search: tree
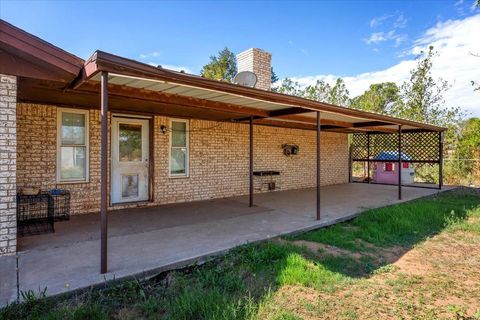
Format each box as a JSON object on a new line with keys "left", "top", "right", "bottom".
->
{"left": 271, "top": 67, "right": 279, "bottom": 84}
{"left": 274, "top": 78, "right": 302, "bottom": 96}
{"left": 200, "top": 47, "right": 237, "bottom": 82}
{"left": 327, "top": 78, "right": 350, "bottom": 106}
{"left": 274, "top": 77, "right": 350, "bottom": 105}
{"left": 471, "top": 80, "right": 480, "bottom": 92}
{"left": 351, "top": 82, "right": 401, "bottom": 114}
{"left": 394, "top": 46, "right": 463, "bottom": 130}
{"left": 456, "top": 118, "right": 480, "bottom": 184}
{"left": 458, "top": 118, "right": 480, "bottom": 160}
{"left": 301, "top": 80, "right": 331, "bottom": 102}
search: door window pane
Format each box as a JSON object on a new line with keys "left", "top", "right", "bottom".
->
{"left": 62, "top": 112, "right": 85, "bottom": 145}
{"left": 171, "top": 121, "right": 186, "bottom": 147}
{"left": 122, "top": 174, "right": 139, "bottom": 198}
{"left": 119, "top": 123, "right": 142, "bottom": 162}
{"left": 171, "top": 148, "right": 186, "bottom": 174}
{"left": 60, "top": 146, "right": 86, "bottom": 180}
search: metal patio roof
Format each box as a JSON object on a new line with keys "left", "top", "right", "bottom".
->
{"left": 75, "top": 50, "right": 446, "bottom": 133}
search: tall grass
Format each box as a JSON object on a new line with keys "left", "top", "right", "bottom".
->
{"left": 296, "top": 191, "right": 480, "bottom": 251}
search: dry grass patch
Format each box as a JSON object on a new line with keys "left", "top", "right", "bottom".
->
{"left": 269, "top": 215, "right": 480, "bottom": 319}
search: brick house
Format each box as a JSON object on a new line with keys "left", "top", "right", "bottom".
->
{"left": 0, "top": 20, "right": 445, "bottom": 273}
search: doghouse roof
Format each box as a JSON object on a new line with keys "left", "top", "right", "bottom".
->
{"left": 373, "top": 151, "right": 412, "bottom": 161}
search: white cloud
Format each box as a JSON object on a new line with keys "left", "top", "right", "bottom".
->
{"left": 365, "top": 32, "right": 387, "bottom": 44}
{"left": 365, "top": 12, "right": 408, "bottom": 47}
{"left": 454, "top": 0, "right": 479, "bottom": 16}
{"left": 370, "top": 14, "right": 393, "bottom": 28}
{"left": 300, "top": 48, "right": 309, "bottom": 56}
{"left": 364, "top": 30, "right": 407, "bottom": 47}
{"left": 470, "top": 0, "right": 478, "bottom": 12}
{"left": 290, "top": 14, "right": 480, "bottom": 117}
{"left": 139, "top": 52, "right": 161, "bottom": 59}
{"left": 393, "top": 13, "right": 407, "bottom": 29}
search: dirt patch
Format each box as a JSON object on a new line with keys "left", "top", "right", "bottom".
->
{"left": 280, "top": 238, "right": 408, "bottom": 265}
{"left": 391, "top": 249, "right": 433, "bottom": 275}
{"left": 274, "top": 217, "right": 480, "bottom": 319}
{"left": 277, "top": 238, "right": 364, "bottom": 259}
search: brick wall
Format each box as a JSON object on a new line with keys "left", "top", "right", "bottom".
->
{"left": 236, "top": 48, "right": 272, "bottom": 91}
{"left": 16, "top": 105, "right": 103, "bottom": 214}
{"left": 16, "top": 103, "right": 349, "bottom": 215}
{"left": 0, "top": 75, "right": 17, "bottom": 256}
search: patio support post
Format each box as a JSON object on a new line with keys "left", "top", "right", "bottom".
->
{"left": 316, "top": 111, "right": 321, "bottom": 220}
{"left": 348, "top": 145, "right": 352, "bottom": 183}
{"left": 249, "top": 116, "right": 253, "bottom": 207}
{"left": 100, "top": 71, "right": 109, "bottom": 274}
{"left": 438, "top": 131, "right": 443, "bottom": 190}
{"left": 398, "top": 125, "right": 402, "bottom": 200}
{"left": 367, "top": 133, "right": 370, "bottom": 183}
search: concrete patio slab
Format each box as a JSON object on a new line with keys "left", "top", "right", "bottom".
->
{"left": 0, "top": 183, "right": 449, "bottom": 307}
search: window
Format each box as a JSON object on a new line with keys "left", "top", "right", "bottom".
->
{"left": 384, "top": 163, "right": 394, "bottom": 172}
{"left": 57, "top": 109, "right": 89, "bottom": 182}
{"left": 169, "top": 119, "right": 189, "bottom": 177}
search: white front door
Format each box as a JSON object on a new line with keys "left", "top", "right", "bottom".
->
{"left": 111, "top": 117, "right": 149, "bottom": 204}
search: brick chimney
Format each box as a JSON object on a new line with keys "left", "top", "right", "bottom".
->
{"left": 236, "top": 48, "right": 272, "bottom": 91}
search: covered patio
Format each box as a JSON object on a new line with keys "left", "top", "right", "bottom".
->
{"left": 0, "top": 183, "right": 447, "bottom": 305}
{"left": 0, "top": 21, "right": 450, "bottom": 307}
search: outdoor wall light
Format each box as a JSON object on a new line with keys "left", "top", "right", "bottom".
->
{"left": 160, "top": 125, "right": 167, "bottom": 134}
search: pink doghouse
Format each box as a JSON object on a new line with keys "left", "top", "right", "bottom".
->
{"left": 372, "top": 151, "right": 415, "bottom": 184}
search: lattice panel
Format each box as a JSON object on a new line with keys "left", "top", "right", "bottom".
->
{"left": 401, "top": 132, "right": 440, "bottom": 162}
{"left": 350, "top": 133, "right": 368, "bottom": 160}
{"left": 370, "top": 134, "right": 398, "bottom": 160}
{"left": 351, "top": 131, "right": 440, "bottom": 163}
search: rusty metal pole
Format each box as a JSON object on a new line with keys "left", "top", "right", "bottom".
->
{"left": 316, "top": 111, "right": 321, "bottom": 220}
{"left": 100, "top": 71, "right": 108, "bottom": 274}
{"left": 367, "top": 133, "right": 370, "bottom": 183}
{"left": 249, "top": 116, "right": 253, "bottom": 207}
{"left": 348, "top": 145, "right": 352, "bottom": 183}
{"left": 398, "top": 125, "right": 402, "bottom": 200}
{"left": 438, "top": 131, "right": 443, "bottom": 190}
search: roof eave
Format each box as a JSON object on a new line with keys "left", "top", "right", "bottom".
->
{"left": 0, "top": 19, "right": 84, "bottom": 83}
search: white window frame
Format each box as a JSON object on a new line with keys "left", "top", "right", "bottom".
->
{"left": 168, "top": 118, "right": 189, "bottom": 178}
{"left": 56, "top": 108, "right": 89, "bottom": 183}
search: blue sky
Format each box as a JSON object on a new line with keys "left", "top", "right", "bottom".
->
{"left": 1, "top": 0, "right": 479, "bottom": 115}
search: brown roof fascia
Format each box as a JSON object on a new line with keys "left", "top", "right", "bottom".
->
{"left": 81, "top": 50, "right": 447, "bottom": 132}
{"left": 0, "top": 19, "right": 84, "bottom": 82}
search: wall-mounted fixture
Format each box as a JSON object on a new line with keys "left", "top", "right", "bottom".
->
{"left": 282, "top": 144, "right": 299, "bottom": 156}
{"left": 160, "top": 125, "right": 167, "bottom": 134}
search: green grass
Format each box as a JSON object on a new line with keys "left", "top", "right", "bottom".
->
{"left": 295, "top": 190, "right": 480, "bottom": 252}
{"left": 1, "top": 189, "right": 479, "bottom": 320}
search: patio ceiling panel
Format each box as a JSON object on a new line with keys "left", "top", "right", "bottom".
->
{"left": 74, "top": 50, "right": 446, "bottom": 133}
